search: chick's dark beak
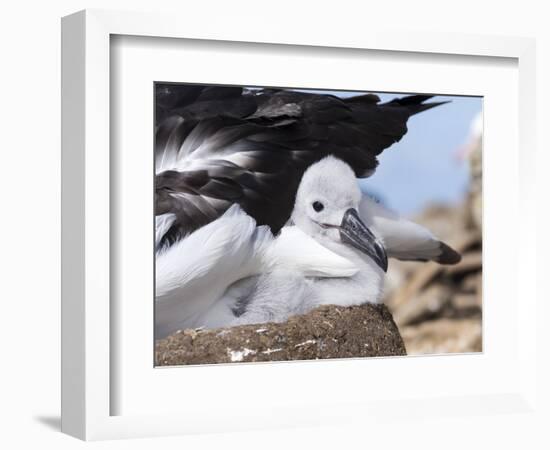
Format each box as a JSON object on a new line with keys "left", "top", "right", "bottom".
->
{"left": 339, "top": 208, "right": 388, "bottom": 272}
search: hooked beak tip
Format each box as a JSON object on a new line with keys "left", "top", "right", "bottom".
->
{"left": 339, "top": 208, "right": 388, "bottom": 273}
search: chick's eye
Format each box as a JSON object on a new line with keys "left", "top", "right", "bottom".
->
{"left": 312, "top": 201, "right": 324, "bottom": 212}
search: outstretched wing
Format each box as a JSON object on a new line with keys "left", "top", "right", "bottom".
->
{"left": 155, "top": 85, "right": 446, "bottom": 245}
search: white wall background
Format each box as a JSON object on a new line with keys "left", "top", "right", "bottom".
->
{"left": 0, "top": 1, "right": 547, "bottom": 449}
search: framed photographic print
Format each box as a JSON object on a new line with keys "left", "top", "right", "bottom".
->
{"left": 61, "top": 9, "right": 538, "bottom": 441}
{"left": 152, "top": 82, "right": 481, "bottom": 366}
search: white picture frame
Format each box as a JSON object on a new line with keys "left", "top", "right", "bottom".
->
{"left": 61, "top": 9, "right": 538, "bottom": 441}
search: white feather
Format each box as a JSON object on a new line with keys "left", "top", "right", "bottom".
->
{"left": 155, "top": 117, "right": 184, "bottom": 174}
{"left": 155, "top": 204, "right": 358, "bottom": 338}
{"left": 266, "top": 226, "right": 358, "bottom": 278}
{"left": 155, "top": 213, "right": 176, "bottom": 250}
{"left": 155, "top": 205, "right": 268, "bottom": 337}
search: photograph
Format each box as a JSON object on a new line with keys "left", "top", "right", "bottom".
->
{"left": 153, "top": 83, "right": 483, "bottom": 366}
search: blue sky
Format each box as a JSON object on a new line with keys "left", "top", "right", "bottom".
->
{"left": 361, "top": 93, "right": 482, "bottom": 216}
{"left": 298, "top": 89, "right": 483, "bottom": 216}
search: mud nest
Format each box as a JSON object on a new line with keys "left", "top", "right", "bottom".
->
{"left": 155, "top": 303, "right": 406, "bottom": 366}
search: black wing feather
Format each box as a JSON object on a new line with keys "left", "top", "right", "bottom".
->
{"left": 155, "top": 85, "right": 445, "bottom": 245}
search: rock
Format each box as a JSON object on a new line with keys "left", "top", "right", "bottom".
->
{"left": 155, "top": 303, "right": 406, "bottom": 366}
{"left": 400, "top": 318, "right": 482, "bottom": 354}
{"left": 384, "top": 222, "right": 482, "bottom": 355}
{"left": 467, "top": 135, "right": 482, "bottom": 231}
{"left": 392, "top": 284, "right": 453, "bottom": 327}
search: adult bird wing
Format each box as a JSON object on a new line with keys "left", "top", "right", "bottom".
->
{"left": 155, "top": 204, "right": 271, "bottom": 337}
{"left": 155, "top": 205, "right": 358, "bottom": 338}
{"left": 359, "top": 195, "right": 462, "bottom": 265}
{"left": 155, "top": 85, "right": 446, "bottom": 246}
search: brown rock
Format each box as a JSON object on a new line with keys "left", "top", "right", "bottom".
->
{"left": 392, "top": 284, "right": 452, "bottom": 327}
{"left": 155, "top": 303, "right": 406, "bottom": 366}
{"left": 400, "top": 318, "right": 482, "bottom": 355}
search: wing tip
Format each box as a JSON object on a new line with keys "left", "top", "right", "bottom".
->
{"left": 436, "top": 241, "right": 462, "bottom": 265}
{"left": 414, "top": 100, "right": 451, "bottom": 114}
{"left": 384, "top": 95, "right": 451, "bottom": 115}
